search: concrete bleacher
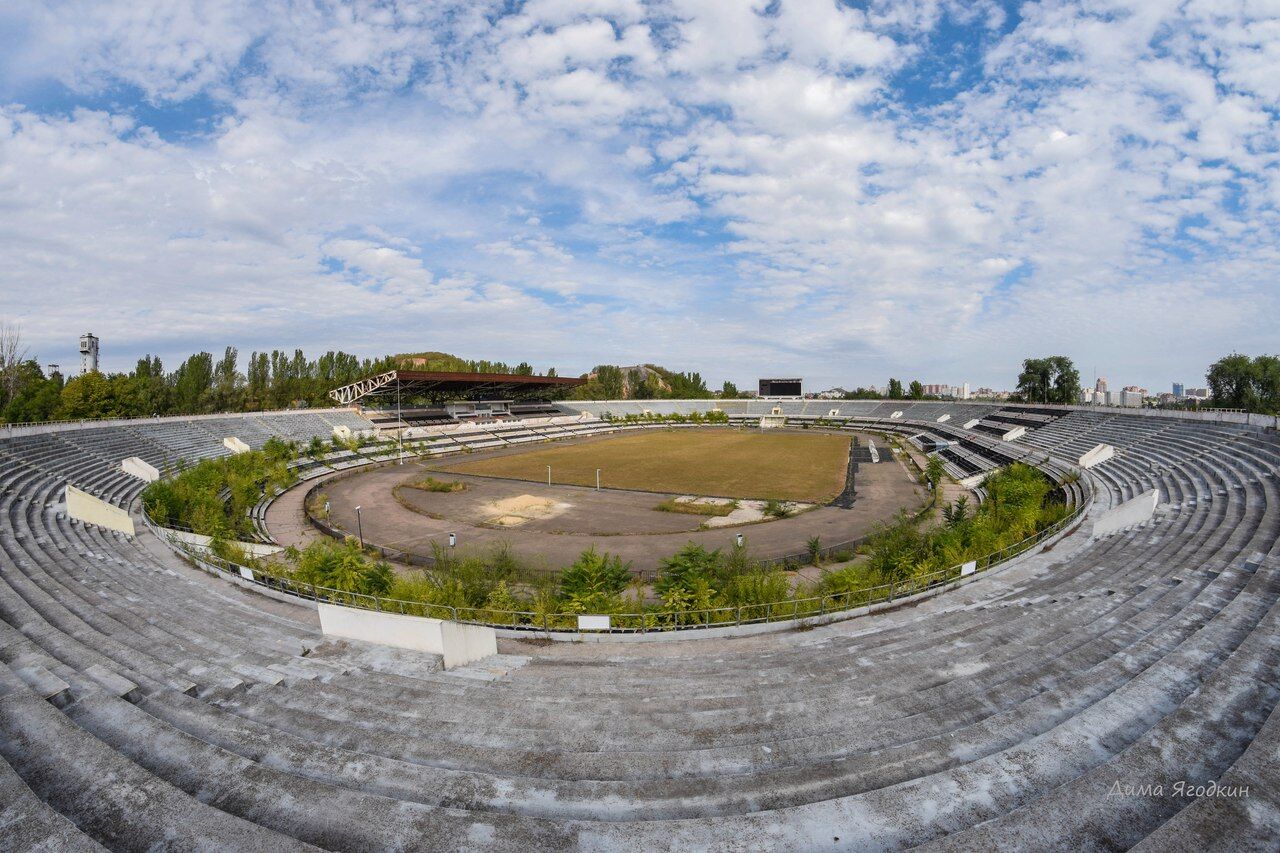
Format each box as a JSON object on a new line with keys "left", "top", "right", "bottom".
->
{"left": 0, "top": 403, "right": 1277, "bottom": 848}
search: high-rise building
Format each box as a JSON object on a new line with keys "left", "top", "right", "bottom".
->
{"left": 79, "top": 332, "right": 99, "bottom": 374}
{"left": 1172, "top": 382, "right": 1185, "bottom": 397}
{"left": 1095, "top": 377, "right": 1108, "bottom": 393}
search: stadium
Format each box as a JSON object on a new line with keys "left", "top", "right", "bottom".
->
{"left": 1, "top": 365, "right": 1277, "bottom": 850}
{"left": 4, "top": 3, "right": 1280, "bottom": 848}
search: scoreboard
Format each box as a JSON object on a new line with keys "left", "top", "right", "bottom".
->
{"left": 758, "top": 378, "right": 802, "bottom": 397}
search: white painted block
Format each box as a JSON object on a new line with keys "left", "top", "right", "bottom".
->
{"left": 121, "top": 456, "right": 160, "bottom": 482}
{"left": 1078, "top": 443, "right": 1115, "bottom": 469}
{"left": 890, "top": 411, "right": 903, "bottom": 419}
{"left": 578, "top": 614, "right": 611, "bottom": 631}
{"left": 317, "top": 603, "right": 496, "bottom": 670}
{"left": 1002, "top": 426, "right": 1027, "bottom": 442}
{"left": 65, "top": 485, "right": 135, "bottom": 536}
{"left": 332, "top": 424, "right": 352, "bottom": 440}
{"left": 223, "top": 436, "right": 251, "bottom": 454}
{"left": 238, "top": 566, "right": 255, "bottom": 581}
{"left": 1092, "top": 489, "right": 1160, "bottom": 538}
{"left": 961, "top": 561, "right": 977, "bottom": 577}
{"left": 963, "top": 418, "right": 981, "bottom": 429}
{"left": 936, "top": 414, "right": 951, "bottom": 423}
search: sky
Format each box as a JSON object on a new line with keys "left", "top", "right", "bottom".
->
{"left": 0, "top": 0, "right": 1277, "bottom": 393}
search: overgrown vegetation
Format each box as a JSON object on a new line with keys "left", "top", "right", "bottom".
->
{"left": 144, "top": 432, "right": 1071, "bottom": 628}
{"left": 404, "top": 476, "right": 467, "bottom": 493}
{"left": 655, "top": 498, "right": 737, "bottom": 517}
{"left": 141, "top": 438, "right": 298, "bottom": 539}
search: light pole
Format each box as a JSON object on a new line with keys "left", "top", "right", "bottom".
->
{"left": 547, "top": 465, "right": 552, "bottom": 486}
{"left": 595, "top": 468, "right": 601, "bottom": 491}
{"left": 396, "top": 373, "right": 403, "bottom": 464}
{"left": 354, "top": 505, "right": 364, "bottom": 549}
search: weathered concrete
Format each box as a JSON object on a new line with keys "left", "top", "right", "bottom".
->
{"left": 1092, "top": 488, "right": 1160, "bottom": 537}
{"left": 65, "top": 485, "right": 135, "bottom": 535}
{"left": 121, "top": 456, "right": 160, "bottom": 482}
{"left": 1079, "top": 443, "right": 1115, "bottom": 468}
{"left": 317, "top": 603, "right": 496, "bottom": 669}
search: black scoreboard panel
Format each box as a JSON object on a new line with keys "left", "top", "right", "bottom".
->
{"left": 759, "top": 378, "right": 802, "bottom": 397}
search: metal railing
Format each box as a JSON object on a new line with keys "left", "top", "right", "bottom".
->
{"left": 141, "top": 481, "right": 1091, "bottom": 635}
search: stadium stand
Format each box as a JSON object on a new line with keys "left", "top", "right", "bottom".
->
{"left": 0, "top": 400, "right": 1277, "bottom": 848}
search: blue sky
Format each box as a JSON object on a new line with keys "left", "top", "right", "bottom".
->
{"left": 0, "top": 0, "right": 1276, "bottom": 393}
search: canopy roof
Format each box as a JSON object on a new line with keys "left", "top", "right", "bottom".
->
{"left": 329, "top": 369, "right": 583, "bottom": 406}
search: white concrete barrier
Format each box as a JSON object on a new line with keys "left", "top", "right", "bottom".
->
{"left": 159, "top": 528, "right": 283, "bottom": 557}
{"left": 936, "top": 414, "right": 951, "bottom": 423}
{"left": 1092, "top": 489, "right": 1160, "bottom": 538}
{"left": 890, "top": 411, "right": 903, "bottom": 419}
{"left": 65, "top": 485, "right": 135, "bottom": 536}
{"left": 317, "top": 604, "right": 497, "bottom": 669}
{"left": 333, "top": 425, "right": 352, "bottom": 440}
{"left": 578, "top": 615, "right": 611, "bottom": 631}
{"left": 121, "top": 456, "right": 160, "bottom": 482}
{"left": 223, "top": 436, "right": 250, "bottom": 454}
{"left": 1079, "top": 443, "right": 1115, "bottom": 469}
{"left": 1002, "top": 426, "right": 1027, "bottom": 442}
{"left": 963, "top": 418, "right": 981, "bottom": 429}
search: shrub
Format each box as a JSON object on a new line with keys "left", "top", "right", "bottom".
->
{"left": 559, "top": 548, "right": 631, "bottom": 612}
{"left": 406, "top": 476, "right": 467, "bottom": 493}
{"left": 294, "top": 537, "right": 393, "bottom": 596}
{"left": 656, "top": 543, "right": 722, "bottom": 596}
{"left": 762, "top": 499, "right": 791, "bottom": 519}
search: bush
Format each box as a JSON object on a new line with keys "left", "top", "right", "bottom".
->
{"left": 656, "top": 543, "right": 722, "bottom": 597}
{"left": 559, "top": 548, "right": 631, "bottom": 612}
{"left": 294, "top": 537, "right": 393, "bottom": 596}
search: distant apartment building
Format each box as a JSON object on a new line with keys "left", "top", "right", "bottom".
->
{"left": 1172, "top": 382, "right": 1185, "bottom": 397}
{"left": 1095, "top": 377, "right": 1108, "bottom": 393}
{"left": 921, "top": 383, "right": 971, "bottom": 399}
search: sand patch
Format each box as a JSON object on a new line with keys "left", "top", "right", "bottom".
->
{"left": 481, "top": 494, "right": 571, "bottom": 527}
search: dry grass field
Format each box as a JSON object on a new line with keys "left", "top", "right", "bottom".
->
{"left": 436, "top": 429, "right": 851, "bottom": 503}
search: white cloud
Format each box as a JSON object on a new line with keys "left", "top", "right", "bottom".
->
{"left": 0, "top": 0, "right": 1277, "bottom": 391}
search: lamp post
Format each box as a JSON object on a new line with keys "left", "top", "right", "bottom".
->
{"left": 396, "top": 373, "right": 403, "bottom": 464}
{"left": 354, "top": 505, "right": 364, "bottom": 549}
{"left": 595, "top": 468, "right": 601, "bottom": 491}
{"left": 547, "top": 465, "right": 552, "bottom": 486}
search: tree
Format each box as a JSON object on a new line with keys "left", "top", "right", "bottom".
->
{"left": 887, "top": 378, "right": 904, "bottom": 399}
{"left": 1015, "top": 356, "right": 1080, "bottom": 405}
{"left": 908, "top": 380, "right": 924, "bottom": 399}
{"left": 721, "top": 380, "right": 739, "bottom": 398}
{"left": 0, "top": 320, "right": 29, "bottom": 405}
{"left": 925, "top": 456, "right": 946, "bottom": 492}
{"left": 1206, "top": 352, "right": 1280, "bottom": 414}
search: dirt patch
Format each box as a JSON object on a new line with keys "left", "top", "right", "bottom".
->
{"left": 481, "top": 494, "right": 572, "bottom": 527}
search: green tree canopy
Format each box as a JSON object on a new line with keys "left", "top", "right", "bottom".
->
{"left": 1015, "top": 356, "right": 1080, "bottom": 404}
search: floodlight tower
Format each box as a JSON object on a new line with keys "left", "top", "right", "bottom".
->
{"left": 79, "top": 333, "right": 99, "bottom": 374}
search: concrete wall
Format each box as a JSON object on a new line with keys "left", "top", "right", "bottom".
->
{"left": 161, "top": 527, "right": 282, "bottom": 558}
{"left": 65, "top": 485, "right": 135, "bottom": 536}
{"left": 223, "top": 436, "right": 251, "bottom": 454}
{"left": 1092, "top": 489, "right": 1160, "bottom": 538}
{"left": 1079, "top": 443, "right": 1115, "bottom": 469}
{"left": 121, "top": 456, "right": 160, "bottom": 482}
{"left": 317, "top": 604, "right": 496, "bottom": 669}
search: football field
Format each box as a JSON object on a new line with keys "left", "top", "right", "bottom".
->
{"left": 435, "top": 428, "right": 851, "bottom": 503}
